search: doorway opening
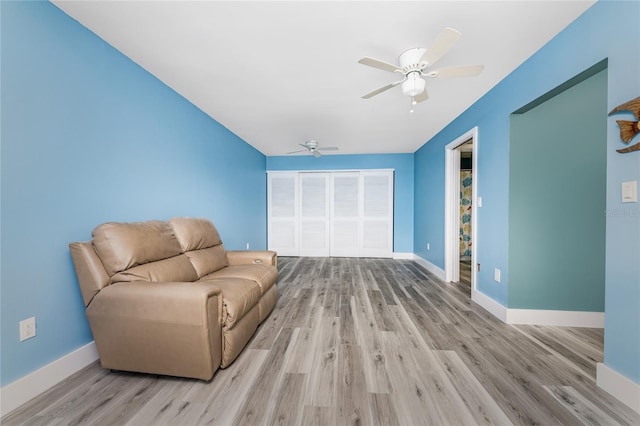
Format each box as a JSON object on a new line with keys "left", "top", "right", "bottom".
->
{"left": 445, "top": 127, "right": 478, "bottom": 292}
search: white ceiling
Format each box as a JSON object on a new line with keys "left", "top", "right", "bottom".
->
{"left": 52, "top": 1, "right": 595, "bottom": 156}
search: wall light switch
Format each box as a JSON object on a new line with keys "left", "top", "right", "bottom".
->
{"left": 20, "top": 317, "right": 36, "bottom": 341}
{"left": 622, "top": 181, "right": 638, "bottom": 203}
{"left": 494, "top": 268, "right": 501, "bottom": 283}
{"left": 477, "top": 197, "right": 483, "bottom": 207}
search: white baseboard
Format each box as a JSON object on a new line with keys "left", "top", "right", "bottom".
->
{"left": 471, "top": 289, "right": 604, "bottom": 328}
{"left": 472, "top": 288, "right": 508, "bottom": 322}
{"left": 392, "top": 252, "right": 414, "bottom": 260}
{"left": 0, "top": 341, "right": 99, "bottom": 417}
{"left": 412, "top": 255, "right": 446, "bottom": 281}
{"left": 506, "top": 309, "right": 604, "bottom": 328}
{"left": 597, "top": 363, "right": 640, "bottom": 414}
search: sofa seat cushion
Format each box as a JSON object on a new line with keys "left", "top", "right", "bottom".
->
{"left": 202, "top": 265, "right": 277, "bottom": 295}
{"left": 200, "top": 278, "right": 261, "bottom": 330}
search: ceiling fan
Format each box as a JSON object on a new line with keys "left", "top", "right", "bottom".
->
{"left": 358, "top": 28, "right": 484, "bottom": 112}
{"left": 287, "top": 140, "right": 338, "bottom": 158}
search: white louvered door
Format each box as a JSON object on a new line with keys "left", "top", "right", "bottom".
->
{"left": 361, "top": 171, "right": 393, "bottom": 258}
{"left": 267, "top": 172, "right": 299, "bottom": 256}
{"left": 330, "top": 172, "right": 360, "bottom": 257}
{"left": 299, "top": 173, "right": 330, "bottom": 256}
{"left": 267, "top": 170, "right": 393, "bottom": 258}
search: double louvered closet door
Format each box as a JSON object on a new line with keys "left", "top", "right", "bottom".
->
{"left": 267, "top": 170, "right": 393, "bottom": 258}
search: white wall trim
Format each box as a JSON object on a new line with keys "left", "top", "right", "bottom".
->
{"left": 0, "top": 341, "right": 98, "bottom": 416}
{"left": 413, "top": 254, "right": 446, "bottom": 281}
{"left": 470, "top": 289, "right": 603, "bottom": 328}
{"left": 506, "top": 309, "right": 604, "bottom": 328}
{"left": 392, "top": 252, "right": 414, "bottom": 260}
{"left": 471, "top": 288, "right": 508, "bottom": 322}
{"left": 597, "top": 363, "right": 640, "bottom": 414}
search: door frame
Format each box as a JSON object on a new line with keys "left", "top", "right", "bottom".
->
{"left": 444, "top": 127, "right": 478, "bottom": 289}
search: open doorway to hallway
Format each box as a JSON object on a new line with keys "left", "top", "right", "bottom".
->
{"left": 458, "top": 141, "right": 473, "bottom": 287}
{"left": 445, "top": 127, "right": 478, "bottom": 294}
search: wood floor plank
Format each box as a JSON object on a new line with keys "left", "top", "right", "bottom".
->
{"left": 434, "top": 350, "right": 514, "bottom": 425}
{"left": 338, "top": 294, "right": 356, "bottom": 346}
{"left": 367, "top": 289, "right": 398, "bottom": 332}
{"left": 381, "top": 331, "right": 435, "bottom": 426}
{"left": 267, "top": 373, "right": 307, "bottom": 426}
{"left": 300, "top": 406, "right": 333, "bottom": 426}
{"left": 336, "top": 344, "right": 371, "bottom": 426}
{"left": 351, "top": 295, "right": 392, "bottom": 394}
{"left": 123, "top": 377, "right": 193, "bottom": 426}
{"left": 232, "top": 328, "right": 295, "bottom": 425}
{"left": 195, "top": 348, "right": 270, "bottom": 425}
{"left": 5, "top": 257, "right": 639, "bottom": 426}
{"left": 543, "top": 385, "right": 626, "bottom": 425}
{"left": 284, "top": 327, "right": 319, "bottom": 375}
{"left": 304, "top": 317, "right": 339, "bottom": 408}
{"left": 367, "top": 392, "right": 400, "bottom": 426}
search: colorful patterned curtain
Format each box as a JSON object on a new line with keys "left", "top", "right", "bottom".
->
{"left": 460, "top": 170, "right": 472, "bottom": 259}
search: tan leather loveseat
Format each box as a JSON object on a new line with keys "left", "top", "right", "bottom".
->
{"left": 69, "top": 217, "right": 277, "bottom": 380}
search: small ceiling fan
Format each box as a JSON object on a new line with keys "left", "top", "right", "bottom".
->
{"left": 358, "top": 28, "right": 484, "bottom": 112}
{"left": 287, "top": 140, "right": 338, "bottom": 158}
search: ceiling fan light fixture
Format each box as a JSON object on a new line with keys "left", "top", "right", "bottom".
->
{"left": 401, "top": 72, "right": 425, "bottom": 97}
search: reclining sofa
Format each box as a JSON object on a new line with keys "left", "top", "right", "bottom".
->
{"left": 69, "top": 217, "right": 277, "bottom": 380}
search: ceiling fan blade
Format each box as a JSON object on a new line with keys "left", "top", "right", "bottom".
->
{"left": 426, "top": 64, "right": 484, "bottom": 79}
{"left": 414, "top": 89, "right": 429, "bottom": 104}
{"left": 362, "top": 80, "right": 403, "bottom": 99}
{"left": 319, "top": 147, "right": 339, "bottom": 151}
{"left": 287, "top": 149, "right": 308, "bottom": 154}
{"left": 312, "top": 150, "right": 322, "bottom": 158}
{"left": 420, "top": 27, "right": 461, "bottom": 67}
{"left": 358, "top": 57, "right": 401, "bottom": 73}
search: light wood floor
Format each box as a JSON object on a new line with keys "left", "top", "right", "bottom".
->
{"left": 3, "top": 257, "right": 638, "bottom": 425}
{"left": 459, "top": 259, "right": 472, "bottom": 285}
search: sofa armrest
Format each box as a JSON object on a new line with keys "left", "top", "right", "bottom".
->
{"left": 226, "top": 250, "right": 277, "bottom": 267}
{"left": 87, "top": 281, "right": 222, "bottom": 324}
{"left": 86, "top": 281, "right": 223, "bottom": 380}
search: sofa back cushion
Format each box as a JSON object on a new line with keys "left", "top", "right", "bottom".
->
{"left": 93, "top": 220, "right": 183, "bottom": 277}
{"left": 169, "top": 217, "right": 222, "bottom": 251}
{"left": 111, "top": 254, "right": 198, "bottom": 283}
{"left": 169, "top": 217, "right": 229, "bottom": 278}
{"left": 184, "top": 246, "right": 229, "bottom": 278}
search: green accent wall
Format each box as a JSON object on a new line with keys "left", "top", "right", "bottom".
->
{"left": 508, "top": 69, "right": 607, "bottom": 311}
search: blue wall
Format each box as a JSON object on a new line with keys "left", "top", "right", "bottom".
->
{"left": 267, "top": 154, "right": 414, "bottom": 254}
{"left": 509, "top": 69, "right": 607, "bottom": 311}
{"left": 1, "top": 1, "right": 267, "bottom": 386}
{"left": 414, "top": 0, "right": 639, "bottom": 383}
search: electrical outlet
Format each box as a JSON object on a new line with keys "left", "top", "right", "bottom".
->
{"left": 20, "top": 317, "right": 36, "bottom": 341}
{"left": 494, "top": 268, "right": 501, "bottom": 283}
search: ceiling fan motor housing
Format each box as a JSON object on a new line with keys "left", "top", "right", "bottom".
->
{"left": 399, "top": 48, "right": 427, "bottom": 97}
{"left": 398, "top": 47, "right": 427, "bottom": 72}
